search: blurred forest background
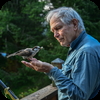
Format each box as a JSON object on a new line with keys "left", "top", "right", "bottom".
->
{"left": 0, "top": 0, "right": 100, "bottom": 99}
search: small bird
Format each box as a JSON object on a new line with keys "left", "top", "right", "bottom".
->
{"left": 6, "top": 46, "right": 43, "bottom": 59}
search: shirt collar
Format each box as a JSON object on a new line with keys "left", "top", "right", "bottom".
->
{"left": 70, "top": 30, "right": 86, "bottom": 50}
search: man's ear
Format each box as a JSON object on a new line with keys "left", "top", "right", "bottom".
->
{"left": 72, "top": 19, "right": 78, "bottom": 30}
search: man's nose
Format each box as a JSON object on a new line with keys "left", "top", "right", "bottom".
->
{"left": 54, "top": 31, "right": 59, "bottom": 38}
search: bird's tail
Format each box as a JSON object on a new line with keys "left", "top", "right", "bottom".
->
{"left": 6, "top": 53, "right": 15, "bottom": 58}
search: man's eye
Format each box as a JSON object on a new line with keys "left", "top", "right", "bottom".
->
{"left": 56, "top": 27, "right": 61, "bottom": 30}
{"left": 51, "top": 26, "right": 62, "bottom": 33}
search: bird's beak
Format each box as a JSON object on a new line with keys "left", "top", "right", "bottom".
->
{"left": 40, "top": 47, "right": 43, "bottom": 49}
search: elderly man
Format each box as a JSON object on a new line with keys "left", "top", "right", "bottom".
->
{"left": 21, "top": 7, "right": 100, "bottom": 100}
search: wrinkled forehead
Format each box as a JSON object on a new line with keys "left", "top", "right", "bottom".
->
{"left": 50, "top": 18, "right": 61, "bottom": 26}
{"left": 50, "top": 17, "right": 63, "bottom": 32}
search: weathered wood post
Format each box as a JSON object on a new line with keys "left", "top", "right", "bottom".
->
{"left": 51, "top": 58, "right": 64, "bottom": 87}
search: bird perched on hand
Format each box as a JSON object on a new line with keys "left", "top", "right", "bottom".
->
{"left": 6, "top": 46, "right": 43, "bottom": 59}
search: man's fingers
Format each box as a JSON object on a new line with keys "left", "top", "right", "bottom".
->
{"left": 21, "top": 60, "right": 54, "bottom": 73}
{"left": 21, "top": 61, "right": 34, "bottom": 69}
{"left": 31, "top": 60, "right": 42, "bottom": 67}
{"left": 21, "top": 61, "right": 29, "bottom": 65}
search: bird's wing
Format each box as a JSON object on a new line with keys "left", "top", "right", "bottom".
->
{"left": 17, "top": 48, "right": 32, "bottom": 56}
{"left": 6, "top": 49, "right": 25, "bottom": 58}
{"left": 7, "top": 48, "right": 32, "bottom": 58}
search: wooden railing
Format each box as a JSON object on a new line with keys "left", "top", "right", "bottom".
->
{"left": 21, "top": 84, "right": 58, "bottom": 100}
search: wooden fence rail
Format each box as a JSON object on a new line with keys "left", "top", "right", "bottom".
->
{"left": 21, "top": 84, "right": 58, "bottom": 100}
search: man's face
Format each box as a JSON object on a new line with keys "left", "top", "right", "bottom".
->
{"left": 50, "top": 17, "right": 79, "bottom": 47}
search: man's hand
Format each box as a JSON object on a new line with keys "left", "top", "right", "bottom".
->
{"left": 21, "top": 58, "right": 54, "bottom": 73}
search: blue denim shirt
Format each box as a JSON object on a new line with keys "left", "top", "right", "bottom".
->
{"left": 47, "top": 31, "right": 100, "bottom": 100}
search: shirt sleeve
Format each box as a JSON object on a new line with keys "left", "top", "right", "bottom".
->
{"left": 47, "top": 51, "right": 100, "bottom": 100}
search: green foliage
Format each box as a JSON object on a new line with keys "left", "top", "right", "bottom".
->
{"left": 0, "top": 66, "right": 51, "bottom": 98}
{"left": 0, "top": 0, "right": 46, "bottom": 54}
{"left": 18, "top": 87, "right": 38, "bottom": 98}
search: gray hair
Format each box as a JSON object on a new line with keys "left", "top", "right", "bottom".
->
{"left": 45, "top": 7, "right": 85, "bottom": 31}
